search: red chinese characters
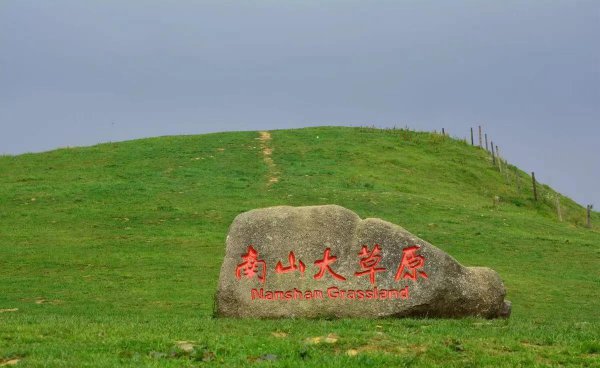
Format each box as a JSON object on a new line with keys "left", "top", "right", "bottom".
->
{"left": 313, "top": 248, "right": 346, "bottom": 281}
{"left": 355, "top": 244, "right": 386, "bottom": 284}
{"left": 235, "top": 245, "right": 267, "bottom": 283}
{"left": 394, "top": 245, "right": 428, "bottom": 281}
{"left": 275, "top": 251, "right": 306, "bottom": 274}
{"left": 235, "top": 243, "right": 427, "bottom": 285}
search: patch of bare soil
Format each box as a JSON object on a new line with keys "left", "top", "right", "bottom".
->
{"left": 258, "top": 131, "right": 279, "bottom": 185}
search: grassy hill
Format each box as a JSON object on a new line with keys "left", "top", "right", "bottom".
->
{"left": 0, "top": 126, "right": 598, "bottom": 367}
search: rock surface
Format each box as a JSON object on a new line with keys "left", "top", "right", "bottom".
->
{"left": 216, "top": 205, "right": 511, "bottom": 318}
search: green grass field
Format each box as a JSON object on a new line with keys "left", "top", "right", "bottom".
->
{"left": 1, "top": 126, "right": 598, "bottom": 367}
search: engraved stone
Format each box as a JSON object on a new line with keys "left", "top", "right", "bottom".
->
{"left": 216, "top": 205, "right": 511, "bottom": 318}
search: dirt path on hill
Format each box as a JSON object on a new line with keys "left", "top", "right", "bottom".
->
{"left": 258, "top": 131, "right": 279, "bottom": 185}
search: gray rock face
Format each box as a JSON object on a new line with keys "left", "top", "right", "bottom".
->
{"left": 216, "top": 205, "right": 511, "bottom": 319}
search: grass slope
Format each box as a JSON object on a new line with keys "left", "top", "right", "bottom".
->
{"left": 0, "top": 127, "right": 598, "bottom": 367}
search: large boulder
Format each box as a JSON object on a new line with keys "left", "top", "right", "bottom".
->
{"left": 216, "top": 205, "right": 511, "bottom": 319}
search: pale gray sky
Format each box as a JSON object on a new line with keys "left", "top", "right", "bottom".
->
{"left": 1, "top": 1, "right": 598, "bottom": 206}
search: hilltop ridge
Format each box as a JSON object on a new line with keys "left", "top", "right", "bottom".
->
{"left": 0, "top": 126, "right": 598, "bottom": 366}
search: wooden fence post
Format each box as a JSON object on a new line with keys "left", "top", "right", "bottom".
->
{"left": 531, "top": 172, "right": 538, "bottom": 202}
{"left": 478, "top": 125, "right": 483, "bottom": 148}
{"left": 491, "top": 141, "right": 496, "bottom": 166}
{"left": 496, "top": 145, "right": 502, "bottom": 173}
{"left": 556, "top": 196, "right": 562, "bottom": 222}
{"left": 587, "top": 205, "right": 593, "bottom": 228}
{"left": 442, "top": 128, "right": 445, "bottom": 136}
{"left": 485, "top": 133, "right": 489, "bottom": 151}
{"left": 470, "top": 127, "right": 474, "bottom": 145}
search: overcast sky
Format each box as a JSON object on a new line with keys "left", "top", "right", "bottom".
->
{"left": 1, "top": 1, "right": 598, "bottom": 207}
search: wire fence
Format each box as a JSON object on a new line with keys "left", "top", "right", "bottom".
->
{"left": 356, "top": 124, "right": 594, "bottom": 229}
